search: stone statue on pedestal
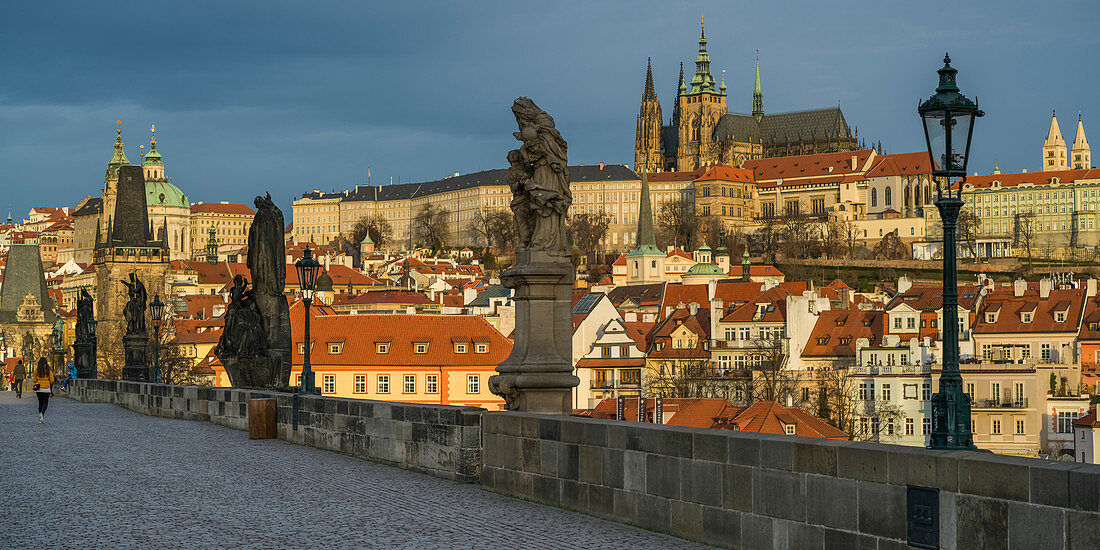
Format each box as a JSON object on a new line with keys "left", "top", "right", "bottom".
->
{"left": 120, "top": 273, "right": 149, "bottom": 381}
{"left": 489, "top": 97, "right": 579, "bottom": 414}
{"left": 73, "top": 288, "right": 97, "bottom": 378}
{"left": 217, "top": 193, "right": 290, "bottom": 389}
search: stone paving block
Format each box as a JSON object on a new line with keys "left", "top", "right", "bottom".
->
{"left": 521, "top": 437, "right": 540, "bottom": 474}
{"left": 722, "top": 463, "right": 753, "bottom": 513}
{"left": 805, "top": 474, "right": 857, "bottom": 531}
{"left": 682, "top": 459, "right": 721, "bottom": 507}
{"left": 585, "top": 422, "right": 608, "bottom": 447}
{"left": 538, "top": 417, "right": 561, "bottom": 441}
{"left": 562, "top": 418, "right": 586, "bottom": 444}
{"left": 646, "top": 454, "right": 681, "bottom": 499}
{"left": 836, "top": 442, "right": 889, "bottom": 483}
{"left": 613, "top": 488, "right": 640, "bottom": 525}
{"left": 759, "top": 436, "right": 794, "bottom": 472}
{"left": 1066, "top": 510, "right": 1100, "bottom": 550}
{"left": 625, "top": 424, "right": 661, "bottom": 453}
{"left": 638, "top": 494, "right": 671, "bottom": 533}
{"left": 701, "top": 505, "right": 741, "bottom": 549}
{"left": 623, "top": 450, "right": 646, "bottom": 493}
{"left": 779, "top": 518, "right": 823, "bottom": 550}
{"left": 956, "top": 494, "right": 1008, "bottom": 550}
{"left": 660, "top": 429, "right": 693, "bottom": 458}
{"left": 562, "top": 479, "right": 590, "bottom": 513}
{"left": 606, "top": 423, "right": 626, "bottom": 449}
{"left": 557, "top": 443, "right": 579, "bottom": 480}
{"left": 670, "top": 499, "right": 703, "bottom": 542}
{"left": 588, "top": 484, "right": 615, "bottom": 519}
{"left": 540, "top": 439, "right": 561, "bottom": 475}
{"left": 521, "top": 415, "right": 539, "bottom": 438}
{"left": 752, "top": 468, "right": 805, "bottom": 521}
{"left": 692, "top": 432, "right": 727, "bottom": 463}
{"left": 739, "top": 513, "right": 773, "bottom": 550}
{"left": 856, "top": 481, "right": 905, "bottom": 540}
{"left": 578, "top": 444, "right": 604, "bottom": 485}
{"left": 534, "top": 474, "right": 562, "bottom": 507}
{"left": 822, "top": 527, "right": 877, "bottom": 550}
{"left": 793, "top": 440, "right": 838, "bottom": 477}
{"left": 603, "top": 447, "right": 624, "bottom": 489}
{"left": 727, "top": 435, "right": 760, "bottom": 467}
{"left": 958, "top": 452, "right": 1031, "bottom": 502}
{"left": 1007, "top": 500, "right": 1063, "bottom": 550}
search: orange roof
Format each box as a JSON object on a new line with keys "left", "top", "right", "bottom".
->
{"left": 292, "top": 314, "right": 511, "bottom": 367}
{"left": 695, "top": 164, "right": 755, "bottom": 183}
{"left": 974, "top": 286, "right": 1084, "bottom": 335}
{"left": 714, "top": 401, "right": 848, "bottom": 439}
{"left": 611, "top": 254, "right": 627, "bottom": 267}
{"left": 963, "top": 168, "right": 1100, "bottom": 190}
{"left": 646, "top": 167, "right": 706, "bottom": 182}
{"left": 666, "top": 247, "right": 693, "bottom": 261}
{"left": 865, "top": 152, "right": 932, "bottom": 177}
{"left": 588, "top": 398, "right": 846, "bottom": 438}
{"left": 744, "top": 149, "right": 875, "bottom": 182}
{"left": 803, "top": 309, "right": 885, "bottom": 357}
{"left": 191, "top": 202, "right": 256, "bottom": 216}
{"left": 339, "top": 291, "right": 434, "bottom": 305}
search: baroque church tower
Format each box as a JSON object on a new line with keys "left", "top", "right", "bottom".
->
{"left": 634, "top": 58, "right": 664, "bottom": 175}
{"left": 675, "top": 19, "right": 728, "bottom": 172}
{"left": 1071, "top": 114, "right": 1091, "bottom": 169}
{"left": 1042, "top": 110, "right": 1068, "bottom": 171}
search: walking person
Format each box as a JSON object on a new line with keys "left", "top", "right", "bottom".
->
{"left": 12, "top": 359, "right": 26, "bottom": 398}
{"left": 32, "top": 358, "right": 55, "bottom": 423}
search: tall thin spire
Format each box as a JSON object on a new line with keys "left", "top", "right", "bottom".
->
{"left": 688, "top": 17, "right": 716, "bottom": 94}
{"left": 752, "top": 50, "right": 764, "bottom": 121}
{"left": 643, "top": 57, "right": 656, "bottom": 100}
{"left": 107, "top": 120, "right": 131, "bottom": 178}
{"left": 1043, "top": 109, "right": 1068, "bottom": 171}
{"left": 629, "top": 172, "right": 660, "bottom": 256}
{"left": 677, "top": 61, "right": 686, "bottom": 96}
{"left": 1072, "top": 113, "right": 1090, "bottom": 169}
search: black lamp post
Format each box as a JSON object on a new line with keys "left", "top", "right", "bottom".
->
{"left": 149, "top": 293, "right": 165, "bottom": 384}
{"left": 295, "top": 246, "right": 321, "bottom": 394}
{"left": 919, "top": 53, "right": 983, "bottom": 450}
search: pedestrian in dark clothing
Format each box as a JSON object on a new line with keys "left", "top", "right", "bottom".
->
{"left": 32, "top": 358, "right": 55, "bottom": 423}
{"left": 12, "top": 359, "right": 26, "bottom": 398}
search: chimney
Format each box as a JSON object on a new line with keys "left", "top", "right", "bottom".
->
{"left": 599, "top": 162, "right": 605, "bottom": 170}
{"left": 1087, "top": 278, "right": 1097, "bottom": 299}
{"left": 625, "top": 311, "right": 638, "bottom": 322}
{"left": 689, "top": 302, "right": 699, "bottom": 315}
{"left": 707, "top": 279, "right": 717, "bottom": 301}
{"left": 1039, "top": 278, "right": 1052, "bottom": 299}
{"left": 897, "top": 275, "right": 912, "bottom": 294}
{"left": 851, "top": 155, "right": 858, "bottom": 171}
{"left": 1014, "top": 278, "right": 1026, "bottom": 297}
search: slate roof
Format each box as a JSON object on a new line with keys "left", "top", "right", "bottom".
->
{"left": 72, "top": 197, "right": 102, "bottom": 217}
{"left": 607, "top": 283, "right": 664, "bottom": 308}
{"left": 107, "top": 165, "right": 161, "bottom": 248}
{"left": 466, "top": 284, "right": 511, "bottom": 308}
{"left": 0, "top": 244, "right": 55, "bottom": 323}
{"left": 304, "top": 165, "right": 639, "bottom": 203}
{"left": 714, "top": 113, "right": 761, "bottom": 143}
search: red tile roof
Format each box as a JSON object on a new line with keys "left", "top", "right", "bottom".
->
{"left": 962, "top": 168, "right": 1100, "bottom": 190}
{"left": 864, "top": 152, "right": 933, "bottom": 177}
{"left": 589, "top": 398, "right": 846, "bottom": 438}
{"left": 339, "top": 290, "right": 434, "bottom": 305}
{"left": 974, "top": 286, "right": 1084, "bottom": 334}
{"left": 803, "top": 309, "right": 885, "bottom": 357}
{"left": 695, "top": 164, "right": 755, "bottom": 183}
{"left": 646, "top": 168, "right": 707, "bottom": 182}
{"left": 745, "top": 149, "right": 875, "bottom": 182}
{"left": 292, "top": 314, "right": 511, "bottom": 367}
{"left": 191, "top": 202, "right": 256, "bottom": 215}
{"left": 712, "top": 401, "right": 848, "bottom": 439}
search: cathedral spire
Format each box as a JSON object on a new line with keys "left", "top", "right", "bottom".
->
{"left": 1072, "top": 113, "right": 1091, "bottom": 169}
{"left": 1043, "top": 109, "right": 1068, "bottom": 171}
{"left": 677, "top": 61, "right": 686, "bottom": 96}
{"left": 629, "top": 172, "right": 660, "bottom": 256}
{"left": 107, "top": 120, "right": 131, "bottom": 178}
{"left": 643, "top": 57, "right": 656, "bottom": 101}
{"left": 752, "top": 50, "right": 764, "bottom": 121}
{"left": 689, "top": 17, "right": 716, "bottom": 94}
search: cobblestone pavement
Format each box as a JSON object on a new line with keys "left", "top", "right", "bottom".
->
{"left": 0, "top": 391, "right": 706, "bottom": 549}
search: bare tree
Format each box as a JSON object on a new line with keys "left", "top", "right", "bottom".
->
{"left": 336, "top": 214, "right": 394, "bottom": 265}
{"left": 656, "top": 199, "right": 698, "bottom": 249}
{"left": 414, "top": 203, "right": 451, "bottom": 252}
{"left": 958, "top": 209, "right": 981, "bottom": 261}
{"left": 1014, "top": 212, "right": 1036, "bottom": 268}
{"left": 645, "top": 359, "right": 747, "bottom": 400}
{"left": 567, "top": 212, "right": 610, "bottom": 252}
{"left": 780, "top": 215, "right": 820, "bottom": 259}
{"left": 815, "top": 366, "right": 904, "bottom": 442}
{"left": 749, "top": 336, "right": 798, "bottom": 403}
{"left": 822, "top": 219, "right": 854, "bottom": 259}
{"left": 469, "top": 208, "right": 516, "bottom": 249}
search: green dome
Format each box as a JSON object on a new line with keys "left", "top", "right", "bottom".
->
{"left": 697, "top": 243, "right": 711, "bottom": 252}
{"left": 685, "top": 262, "right": 725, "bottom": 276}
{"left": 142, "top": 148, "right": 163, "bottom": 166}
{"left": 146, "top": 179, "right": 189, "bottom": 209}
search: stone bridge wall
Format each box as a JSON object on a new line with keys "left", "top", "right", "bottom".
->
{"left": 65, "top": 380, "right": 1099, "bottom": 549}
{"left": 65, "top": 379, "right": 484, "bottom": 482}
{"left": 481, "top": 411, "right": 1100, "bottom": 550}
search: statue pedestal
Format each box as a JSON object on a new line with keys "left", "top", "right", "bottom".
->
{"left": 73, "top": 341, "right": 96, "bottom": 379}
{"left": 121, "top": 333, "right": 149, "bottom": 382}
{"left": 489, "top": 258, "right": 578, "bottom": 414}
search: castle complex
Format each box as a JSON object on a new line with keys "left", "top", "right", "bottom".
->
{"left": 634, "top": 20, "right": 859, "bottom": 174}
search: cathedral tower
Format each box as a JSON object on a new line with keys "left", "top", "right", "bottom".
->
{"left": 1071, "top": 114, "right": 1091, "bottom": 169}
{"left": 634, "top": 58, "right": 664, "bottom": 175}
{"left": 752, "top": 52, "right": 764, "bottom": 122}
{"left": 676, "top": 18, "right": 727, "bottom": 172}
{"left": 102, "top": 121, "right": 130, "bottom": 228}
{"left": 1042, "top": 110, "right": 1068, "bottom": 171}
{"left": 626, "top": 172, "right": 664, "bottom": 284}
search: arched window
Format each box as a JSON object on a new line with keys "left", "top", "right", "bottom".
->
{"left": 904, "top": 186, "right": 911, "bottom": 208}
{"left": 885, "top": 186, "right": 893, "bottom": 206}
{"left": 871, "top": 188, "right": 878, "bottom": 208}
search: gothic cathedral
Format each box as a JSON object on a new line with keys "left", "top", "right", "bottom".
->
{"left": 635, "top": 20, "right": 860, "bottom": 174}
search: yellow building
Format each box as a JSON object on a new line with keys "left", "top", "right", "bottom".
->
{"left": 189, "top": 202, "right": 256, "bottom": 262}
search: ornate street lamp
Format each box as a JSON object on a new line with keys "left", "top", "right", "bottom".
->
{"left": 149, "top": 293, "right": 165, "bottom": 384}
{"left": 919, "top": 53, "right": 983, "bottom": 450}
{"left": 295, "top": 246, "right": 321, "bottom": 394}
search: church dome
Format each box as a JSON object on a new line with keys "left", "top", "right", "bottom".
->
{"left": 685, "top": 262, "right": 724, "bottom": 276}
{"left": 146, "top": 179, "right": 189, "bottom": 209}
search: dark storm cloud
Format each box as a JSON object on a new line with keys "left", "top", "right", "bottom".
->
{"left": 1, "top": 0, "right": 1097, "bottom": 219}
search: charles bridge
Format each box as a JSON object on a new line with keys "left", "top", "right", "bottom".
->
{"left": 2, "top": 379, "right": 1093, "bottom": 549}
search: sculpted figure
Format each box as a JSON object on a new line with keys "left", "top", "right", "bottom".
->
{"left": 76, "top": 288, "right": 94, "bottom": 342}
{"left": 509, "top": 97, "right": 571, "bottom": 257}
{"left": 248, "top": 193, "right": 286, "bottom": 295}
{"left": 120, "top": 273, "right": 147, "bottom": 335}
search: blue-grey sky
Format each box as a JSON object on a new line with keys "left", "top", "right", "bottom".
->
{"left": 1, "top": 1, "right": 1097, "bottom": 221}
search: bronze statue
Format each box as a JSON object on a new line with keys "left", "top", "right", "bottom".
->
{"left": 121, "top": 273, "right": 147, "bottom": 335}
{"left": 508, "top": 97, "right": 572, "bottom": 259}
{"left": 76, "top": 288, "right": 94, "bottom": 342}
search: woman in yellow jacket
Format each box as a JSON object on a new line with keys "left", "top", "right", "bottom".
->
{"left": 32, "top": 358, "right": 55, "bottom": 423}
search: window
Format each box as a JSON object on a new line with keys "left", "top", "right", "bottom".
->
{"left": 784, "top": 424, "right": 796, "bottom": 435}
{"left": 329, "top": 343, "right": 342, "bottom": 354}
{"left": 1041, "top": 343, "right": 1052, "bottom": 361}
{"left": 376, "top": 343, "right": 389, "bottom": 354}
{"left": 476, "top": 343, "right": 488, "bottom": 353}
{"left": 296, "top": 374, "right": 302, "bottom": 386}
{"left": 354, "top": 374, "right": 367, "bottom": 394}
{"left": 905, "top": 418, "right": 914, "bottom": 435}
{"left": 1055, "top": 311, "right": 1066, "bottom": 322}
{"left": 965, "top": 383, "right": 975, "bottom": 399}
{"left": 455, "top": 343, "right": 467, "bottom": 354}
{"left": 620, "top": 346, "right": 630, "bottom": 358}
{"left": 991, "top": 382, "right": 1002, "bottom": 404}
{"left": 886, "top": 418, "right": 895, "bottom": 436}
{"left": 404, "top": 375, "right": 416, "bottom": 394}
{"left": 322, "top": 374, "right": 336, "bottom": 394}
{"left": 986, "top": 312, "right": 996, "bottom": 324}
{"left": 425, "top": 374, "right": 439, "bottom": 394}
{"left": 415, "top": 343, "right": 428, "bottom": 354}
{"left": 377, "top": 375, "right": 390, "bottom": 394}
{"left": 1014, "top": 383, "right": 1024, "bottom": 405}
{"left": 923, "top": 418, "right": 931, "bottom": 435}
{"left": 801, "top": 387, "right": 810, "bottom": 402}
{"left": 907, "top": 317, "right": 916, "bottom": 329}
{"left": 602, "top": 346, "right": 612, "bottom": 358}
{"left": 991, "top": 419, "right": 1001, "bottom": 435}
{"left": 1057, "top": 411, "right": 1079, "bottom": 433}
{"left": 1015, "top": 419, "right": 1025, "bottom": 435}
{"left": 467, "top": 374, "right": 480, "bottom": 394}
{"left": 922, "top": 382, "right": 931, "bottom": 401}
{"left": 881, "top": 384, "right": 892, "bottom": 401}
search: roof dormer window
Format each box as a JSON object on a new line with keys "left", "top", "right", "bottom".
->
{"left": 784, "top": 424, "right": 796, "bottom": 435}
{"left": 1021, "top": 312, "right": 1032, "bottom": 323}
{"left": 986, "top": 312, "right": 996, "bottom": 324}
{"left": 1055, "top": 311, "right": 1065, "bottom": 323}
